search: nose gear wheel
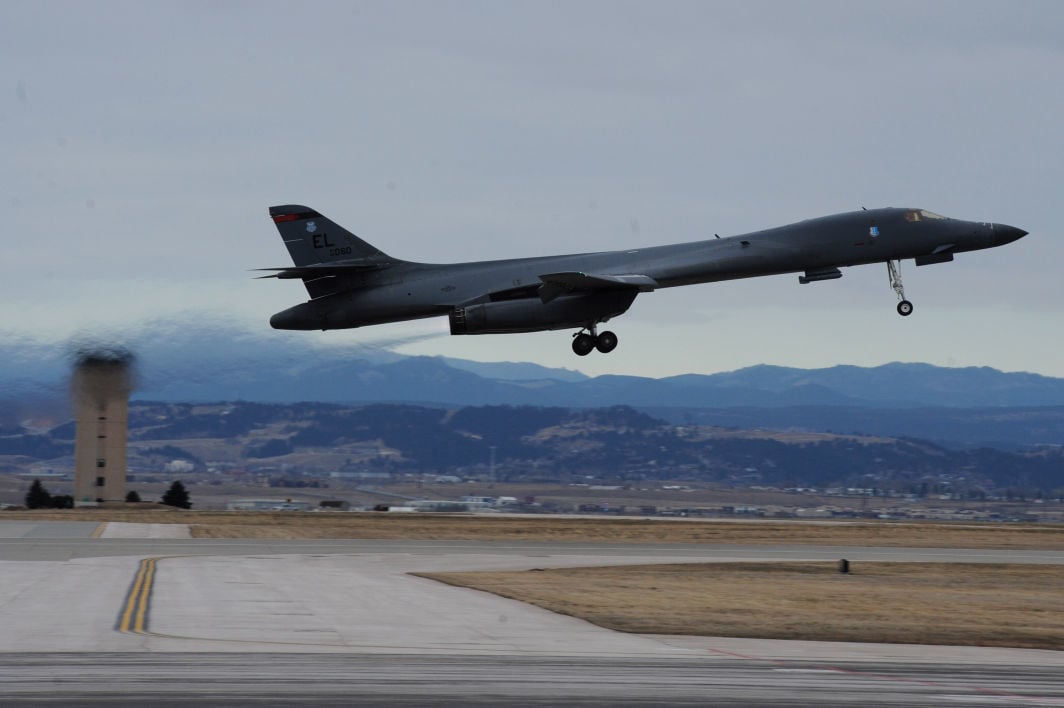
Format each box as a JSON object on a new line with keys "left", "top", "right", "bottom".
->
{"left": 887, "top": 260, "right": 914, "bottom": 317}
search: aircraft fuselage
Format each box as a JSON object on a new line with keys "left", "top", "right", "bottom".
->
{"left": 267, "top": 207, "right": 1025, "bottom": 336}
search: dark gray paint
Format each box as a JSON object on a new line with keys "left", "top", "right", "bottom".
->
{"left": 260, "top": 206, "right": 1026, "bottom": 353}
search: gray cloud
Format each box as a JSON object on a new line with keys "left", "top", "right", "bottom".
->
{"left": 1, "top": 1, "right": 1059, "bottom": 377}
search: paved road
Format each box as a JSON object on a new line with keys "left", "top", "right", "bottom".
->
{"left": 1, "top": 520, "right": 1062, "bottom": 706}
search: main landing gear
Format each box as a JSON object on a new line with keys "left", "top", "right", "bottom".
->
{"left": 887, "top": 260, "right": 914, "bottom": 317}
{"left": 572, "top": 325, "right": 618, "bottom": 356}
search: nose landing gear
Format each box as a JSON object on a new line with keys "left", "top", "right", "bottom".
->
{"left": 572, "top": 325, "right": 619, "bottom": 356}
{"left": 887, "top": 260, "right": 914, "bottom": 317}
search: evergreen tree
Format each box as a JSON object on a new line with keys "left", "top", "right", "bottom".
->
{"left": 25, "top": 479, "right": 53, "bottom": 509}
{"left": 161, "top": 481, "right": 192, "bottom": 509}
{"left": 50, "top": 494, "right": 74, "bottom": 509}
{"left": 125, "top": 490, "right": 142, "bottom": 503}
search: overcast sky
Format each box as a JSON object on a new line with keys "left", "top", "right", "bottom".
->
{"left": 3, "top": 0, "right": 1062, "bottom": 379}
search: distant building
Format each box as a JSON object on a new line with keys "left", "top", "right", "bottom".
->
{"left": 329, "top": 471, "right": 391, "bottom": 480}
{"left": 21, "top": 469, "right": 70, "bottom": 480}
{"left": 318, "top": 500, "right": 350, "bottom": 510}
{"left": 226, "top": 498, "right": 311, "bottom": 511}
{"left": 795, "top": 507, "right": 834, "bottom": 518}
{"left": 460, "top": 495, "right": 496, "bottom": 505}
{"left": 409, "top": 499, "right": 491, "bottom": 512}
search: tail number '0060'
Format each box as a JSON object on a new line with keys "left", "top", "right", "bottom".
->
{"left": 329, "top": 246, "right": 352, "bottom": 257}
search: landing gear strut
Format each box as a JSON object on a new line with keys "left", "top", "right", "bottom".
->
{"left": 571, "top": 324, "right": 619, "bottom": 356}
{"left": 887, "top": 260, "right": 913, "bottom": 317}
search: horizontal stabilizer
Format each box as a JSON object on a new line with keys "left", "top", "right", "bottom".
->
{"left": 252, "top": 261, "right": 385, "bottom": 280}
{"left": 538, "top": 271, "right": 658, "bottom": 303}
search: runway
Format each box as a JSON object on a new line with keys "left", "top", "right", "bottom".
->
{"left": 7, "top": 653, "right": 1064, "bottom": 707}
{"left": 1, "top": 520, "right": 1062, "bottom": 706}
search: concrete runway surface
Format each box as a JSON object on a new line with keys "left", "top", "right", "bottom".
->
{"left": 1, "top": 520, "right": 1063, "bottom": 706}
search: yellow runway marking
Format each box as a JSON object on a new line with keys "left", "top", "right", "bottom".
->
{"left": 90, "top": 523, "right": 107, "bottom": 539}
{"left": 111, "top": 557, "right": 349, "bottom": 647}
{"left": 117, "top": 557, "right": 159, "bottom": 634}
{"left": 109, "top": 557, "right": 409, "bottom": 648}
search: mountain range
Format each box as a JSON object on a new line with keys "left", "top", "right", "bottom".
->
{"left": 4, "top": 321, "right": 1064, "bottom": 449}
{"left": 7, "top": 400, "right": 1062, "bottom": 497}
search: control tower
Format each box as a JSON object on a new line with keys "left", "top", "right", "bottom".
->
{"left": 72, "top": 350, "right": 134, "bottom": 505}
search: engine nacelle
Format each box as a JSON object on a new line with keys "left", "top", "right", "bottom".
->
{"left": 449, "top": 291, "right": 638, "bottom": 335}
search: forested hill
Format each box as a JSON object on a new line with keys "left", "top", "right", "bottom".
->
{"left": 9, "top": 401, "right": 1063, "bottom": 496}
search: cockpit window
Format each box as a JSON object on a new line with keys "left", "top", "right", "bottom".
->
{"left": 904, "top": 209, "right": 947, "bottom": 222}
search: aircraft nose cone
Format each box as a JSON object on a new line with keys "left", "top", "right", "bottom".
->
{"left": 992, "top": 223, "right": 1028, "bottom": 246}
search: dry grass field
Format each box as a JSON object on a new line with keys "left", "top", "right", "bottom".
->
{"left": 421, "top": 562, "right": 1064, "bottom": 650}
{"left": 5, "top": 508, "right": 1064, "bottom": 548}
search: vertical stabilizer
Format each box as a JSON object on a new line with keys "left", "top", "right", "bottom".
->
{"left": 268, "top": 205, "right": 394, "bottom": 266}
